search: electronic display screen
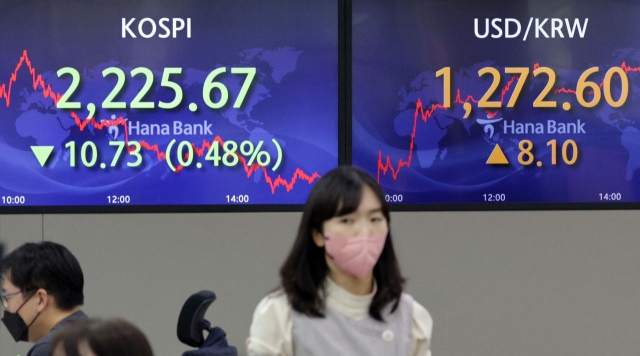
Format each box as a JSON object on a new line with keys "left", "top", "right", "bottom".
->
{"left": 0, "top": 0, "right": 339, "bottom": 211}
{"left": 351, "top": 0, "right": 640, "bottom": 208}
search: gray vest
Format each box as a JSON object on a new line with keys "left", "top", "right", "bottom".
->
{"left": 292, "top": 294, "right": 414, "bottom": 356}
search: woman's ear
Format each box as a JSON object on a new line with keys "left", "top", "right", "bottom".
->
{"left": 312, "top": 229, "right": 326, "bottom": 248}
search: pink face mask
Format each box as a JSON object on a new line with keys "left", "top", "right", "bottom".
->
{"left": 324, "top": 232, "right": 388, "bottom": 280}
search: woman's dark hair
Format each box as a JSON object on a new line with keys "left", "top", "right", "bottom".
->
{"left": 1, "top": 241, "right": 84, "bottom": 310}
{"left": 279, "top": 165, "right": 405, "bottom": 321}
{"left": 50, "top": 318, "right": 154, "bottom": 356}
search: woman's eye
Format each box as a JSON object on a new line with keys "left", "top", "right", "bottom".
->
{"left": 340, "top": 218, "right": 353, "bottom": 224}
{"left": 371, "top": 216, "right": 384, "bottom": 222}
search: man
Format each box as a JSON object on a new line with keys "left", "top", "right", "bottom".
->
{"left": 1, "top": 241, "right": 87, "bottom": 356}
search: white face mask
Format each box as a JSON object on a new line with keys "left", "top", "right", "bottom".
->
{"left": 323, "top": 232, "right": 387, "bottom": 280}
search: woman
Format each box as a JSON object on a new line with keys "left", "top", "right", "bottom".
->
{"left": 50, "top": 318, "right": 153, "bottom": 356}
{"left": 247, "top": 166, "right": 432, "bottom": 355}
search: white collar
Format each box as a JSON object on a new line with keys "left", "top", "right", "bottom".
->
{"left": 324, "top": 277, "right": 377, "bottom": 321}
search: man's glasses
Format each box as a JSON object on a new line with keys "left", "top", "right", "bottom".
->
{"left": 1, "top": 290, "right": 26, "bottom": 308}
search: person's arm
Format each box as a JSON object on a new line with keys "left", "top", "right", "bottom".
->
{"left": 409, "top": 300, "right": 433, "bottom": 356}
{"left": 246, "top": 291, "right": 293, "bottom": 356}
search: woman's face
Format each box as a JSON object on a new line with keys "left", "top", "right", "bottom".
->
{"left": 314, "top": 185, "right": 388, "bottom": 243}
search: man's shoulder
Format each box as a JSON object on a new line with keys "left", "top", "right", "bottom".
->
{"left": 28, "top": 310, "right": 89, "bottom": 356}
{"left": 27, "top": 342, "right": 50, "bottom": 356}
{"left": 62, "top": 309, "right": 88, "bottom": 324}
{"left": 28, "top": 330, "right": 55, "bottom": 356}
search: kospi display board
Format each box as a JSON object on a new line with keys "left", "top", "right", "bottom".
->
{"left": 0, "top": 0, "right": 340, "bottom": 212}
{"left": 351, "top": 0, "right": 640, "bottom": 209}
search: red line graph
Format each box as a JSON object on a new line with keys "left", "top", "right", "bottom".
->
{"left": 553, "top": 62, "right": 640, "bottom": 95}
{"left": 377, "top": 62, "right": 640, "bottom": 182}
{"left": 1, "top": 50, "right": 320, "bottom": 194}
{"left": 377, "top": 74, "right": 520, "bottom": 181}
{"left": 0, "top": 50, "right": 61, "bottom": 107}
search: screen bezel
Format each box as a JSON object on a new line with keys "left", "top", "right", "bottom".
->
{"left": 345, "top": 0, "right": 640, "bottom": 212}
{"left": 0, "top": 0, "right": 347, "bottom": 214}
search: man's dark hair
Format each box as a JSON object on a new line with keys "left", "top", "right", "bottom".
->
{"left": 279, "top": 166, "right": 405, "bottom": 321}
{"left": 1, "top": 241, "right": 84, "bottom": 310}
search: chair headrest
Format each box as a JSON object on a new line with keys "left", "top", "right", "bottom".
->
{"left": 177, "top": 290, "right": 217, "bottom": 347}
